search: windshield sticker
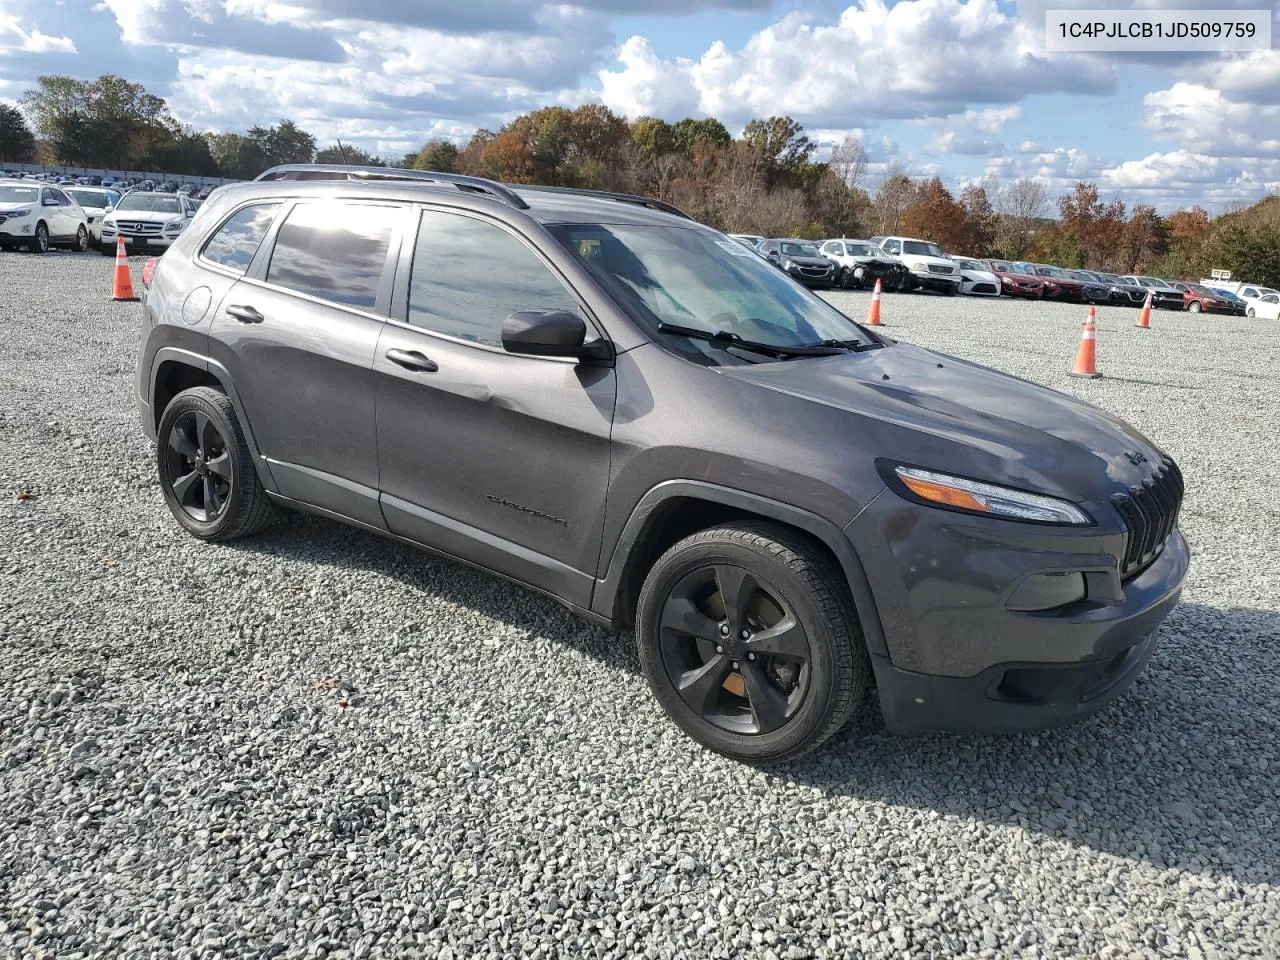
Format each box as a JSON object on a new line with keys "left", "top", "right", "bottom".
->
{"left": 715, "top": 240, "right": 752, "bottom": 257}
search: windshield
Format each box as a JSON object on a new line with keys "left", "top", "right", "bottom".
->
{"left": 0, "top": 185, "right": 39, "bottom": 204}
{"left": 116, "top": 194, "right": 182, "bottom": 214}
{"left": 1137, "top": 276, "right": 1172, "bottom": 289}
{"left": 846, "top": 243, "right": 878, "bottom": 256}
{"left": 1008, "top": 262, "right": 1036, "bottom": 275}
{"left": 1069, "top": 271, "right": 1097, "bottom": 282}
{"left": 1188, "top": 284, "right": 1219, "bottom": 296}
{"left": 1036, "top": 266, "right": 1071, "bottom": 278}
{"left": 954, "top": 259, "right": 984, "bottom": 271}
{"left": 779, "top": 241, "right": 821, "bottom": 258}
{"left": 550, "top": 224, "right": 868, "bottom": 359}
{"left": 67, "top": 189, "right": 115, "bottom": 208}
{"left": 902, "top": 240, "right": 946, "bottom": 257}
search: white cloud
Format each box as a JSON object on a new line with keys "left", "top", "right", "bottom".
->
{"left": 0, "top": 11, "right": 77, "bottom": 53}
{"left": 599, "top": 0, "right": 1114, "bottom": 126}
{"left": 1144, "top": 81, "right": 1280, "bottom": 157}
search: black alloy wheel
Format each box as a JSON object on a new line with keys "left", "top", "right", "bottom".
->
{"left": 73, "top": 225, "right": 88, "bottom": 252}
{"left": 163, "top": 409, "right": 232, "bottom": 523}
{"left": 658, "top": 562, "right": 810, "bottom": 736}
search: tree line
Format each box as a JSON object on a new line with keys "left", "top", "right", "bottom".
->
{"left": 2, "top": 73, "right": 1276, "bottom": 286}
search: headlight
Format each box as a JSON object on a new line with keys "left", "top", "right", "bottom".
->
{"left": 5, "top": 208, "right": 31, "bottom": 219}
{"left": 889, "top": 465, "right": 1092, "bottom": 525}
{"left": 781, "top": 259, "right": 796, "bottom": 270}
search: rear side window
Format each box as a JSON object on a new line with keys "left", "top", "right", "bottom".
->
{"left": 202, "top": 203, "right": 280, "bottom": 273}
{"left": 407, "top": 210, "right": 577, "bottom": 348}
{"left": 266, "top": 202, "right": 399, "bottom": 310}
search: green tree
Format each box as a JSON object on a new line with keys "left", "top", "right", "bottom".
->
{"left": 315, "top": 143, "right": 384, "bottom": 165}
{"left": 247, "top": 119, "right": 316, "bottom": 167}
{"left": 409, "top": 139, "right": 459, "bottom": 172}
{"left": 741, "top": 116, "right": 815, "bottom": 186}
{"left": 21, "top": 74, "right": 176, "bottom": 168}
{"left": 0, "top": 104, "right": 36, "bottom": 162}
{"left": 630, "top": 116, "right": 675, "bottom": 160}
{"left": 670, "top": 117, "right": 730, "bottom": 155}
{"left": 205, "top": 132, "right": 267, "bottom": 180}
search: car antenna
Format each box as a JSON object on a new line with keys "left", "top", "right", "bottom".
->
{"left": 336, "top": 140, "right": 350, "bottom": 163}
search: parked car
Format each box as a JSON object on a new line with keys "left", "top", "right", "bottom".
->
{"left": 0, "top": 181, "right": 90, "bottom": 253}
{"left": 869, "top": 236, "right": 961, "bottom": 294}
{"left": 1067, "top": 270, "right": 1114, "bottom": 305}
{"left": 65, "top": 186, "right": 121, "bottom": 244}
{"left": 136, "top": 164, "right": 1188, "bottom": 761}
{"left": 984, "top": 260, "right": 1045, "bottom": 299}
{"left": 819, "top": 238, "right": 911, "bottom": 291}
{"left": 950, "top": 257, "right": 1001, "bottom": 297}
{"left": 1198, "top": 279, "right": 1280, "bottom": 305}
{"left": 1120, "top": 276, "right": 1185, "bottom": 310}
{"left": 1244, "top": 293, "right": 1280, "bottom": 320}
{"left": 1089, "top": 273, "right": 1147, "bottom": 307}
{"left": 1205, "top": 287, "right": 1249, "bottom": 315}
{"left": 1025, "top": 264, "right": 1086, "bottom": 302}
{"left": 100, "top": 190, "right": 197, "bottom": 254}
{"left": 758, "top": 238, "right": 838, "bottom": 288}
{"left": 1179, "top": 283, "right": 1236, "bottom": 315}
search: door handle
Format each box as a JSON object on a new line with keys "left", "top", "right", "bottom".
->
{"left": 385, "top": 348, "right": 438, "bottom": 373}
{"left": 225, "top": 304, "right": 264, "bottom": 324}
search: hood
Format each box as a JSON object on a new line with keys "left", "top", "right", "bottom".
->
{"left": 0, "top": 201, "right": 36, "bottom": 212}
{"left": 716, "top": 341, "right": 1162, "bottom": 500}
{"left": 960, "top": 269, "right": 997, "bottom": 282}
{"left": 107, "top": 209, "right": 184, "bottom": 223}
{"left": 898, "top": 253, "right": 953, "bottom": 268}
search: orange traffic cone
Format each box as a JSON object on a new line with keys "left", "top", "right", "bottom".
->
{"left": 1070, "top": 308, "right": 1101, "bottom": 378}
{"left": 112, "top": 236, "right": 138, "bottom": 302}
{"left": 1135, "top": 290, "right": 1152, "bottom": 328}
{"left": 865, "top": 278, "right": 883, "bottom": 326}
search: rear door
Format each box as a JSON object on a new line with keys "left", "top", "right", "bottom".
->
{"left": 372, "top": 206, "right": 616, "bottom": 607}
{"left": 206, "top": 198, "right": 407, "bottom": 527}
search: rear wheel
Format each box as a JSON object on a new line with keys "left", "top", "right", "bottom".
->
{"left": 157, "top": 386, "right": 275, "bottom": 541}
{"left": 636, "top": 523, "right": 869, "bottom": 762}
{"left": 72, "top": 225, "right": 88, "bottom": 252}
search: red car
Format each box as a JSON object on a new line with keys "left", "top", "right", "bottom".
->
{"left": 1175, "top": 282, "right": 1236, "bottom": 315}
{"left": 985, "top": 260, "right": 1046, "bottom": 299}
{"left": 1025, "top": 263, "right": 1087, "bottom": 302}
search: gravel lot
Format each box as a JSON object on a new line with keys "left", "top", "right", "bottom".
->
{"left": 2, "top": 249, "right": 1278, "bottom": 959}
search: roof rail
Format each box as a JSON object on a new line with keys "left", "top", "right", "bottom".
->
{"left": 511, "top": 183, "right": 692, "bottom": 220}
{"left": 254, "top": 164, "right": 530, "bottom": 210}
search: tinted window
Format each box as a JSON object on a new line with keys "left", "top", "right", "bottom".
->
{"left": 203, "top": 203, "right": 281, "bottom": 273}
{"left": 267, "top": 202, "right": 398, "bottom": 309}
{"left": 408, "top": 210, "right": 577, "bottom": 347}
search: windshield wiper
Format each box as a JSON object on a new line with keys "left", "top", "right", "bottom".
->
{"left": 804, "top": 337, "right": 881, "bottom": 352}
{"left": 657, "top": 322, "right": 848, "bottom": 357}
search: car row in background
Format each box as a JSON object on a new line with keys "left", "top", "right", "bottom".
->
{"left": 1, "top": 177, "right": 200, "bottom": 254}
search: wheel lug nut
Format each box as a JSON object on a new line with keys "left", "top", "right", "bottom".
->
{"left": 731, "top": 661, "right": 739, "bottom": 671}
{"left": 740, "top": 629, "right": 751, "bottom": 640}
{"left": 716, "top": 645, "right": 724, "bottom": 654}
{"left": 748, "top": 652, "right": 757, "bottom": 661}
{"left": 719, "top": 624, "right": 730, "bottom": 636}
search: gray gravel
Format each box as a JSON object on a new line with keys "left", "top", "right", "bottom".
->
{"left": 1, "top": 249, "right": 1278, "bottom": 959}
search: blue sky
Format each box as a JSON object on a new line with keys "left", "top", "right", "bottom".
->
{"left": 2, "top": 0, "right": 1278, "bottom": 211}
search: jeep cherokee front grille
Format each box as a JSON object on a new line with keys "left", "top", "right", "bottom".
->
{"left": 1111, "top": 457, "right": 1183, "bottom": 578}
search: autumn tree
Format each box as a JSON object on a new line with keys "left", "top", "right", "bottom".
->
{"left": 1058, "top": 181, "right": 1126, "bottom": 269}
{"left": 872, "top": 164, "right": 915, "bottom": 235}
{"left": 900, "top": 178, "right": 969, "bottom": 251}
{"left": 991, "top": 178, "right": 1049, "bottom": 259}
{"left": 958, "top": 183, "right": 995, "bottom": 254}
{"left": 1119, "top": 204, "right": 1167, "bottom": 274}
{"left": 410, "top": 139, "right": 459, "bottom": 172}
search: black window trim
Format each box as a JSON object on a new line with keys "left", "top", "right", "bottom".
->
{"left": 197, "top": 198, "right": 287, "bottom": 280}
{"left": 244, "top": 197, "right": 408, "bottom": 320}
{"left": 385, "top": 203, "right": 608, "bottom": 364}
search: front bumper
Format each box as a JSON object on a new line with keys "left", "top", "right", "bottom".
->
{"left": 101, "top": 227, "right": 178, "bottom": 250}
{"left": 911, "top": 270, "right": 961, "bottom": 293}
{"left": 847, "top": 490, "right": 1189, "bottom": 735}
{"left": 785, "top": 266, "right": 836, "bottom": 288}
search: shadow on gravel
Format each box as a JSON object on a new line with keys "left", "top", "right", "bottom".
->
{"left": 788, "top": 601, "right": 1280, "bottom": 885}
{"left": 230, "top": 517, "right": 1278, "bottom": 884}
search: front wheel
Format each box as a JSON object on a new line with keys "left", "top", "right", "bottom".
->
{"left": 100, "top": 242, "right": 116, "bottom": 257}
{"left": 944, "top": 283, "right": 958, "bottom": 296}
{"left": 1187, "top": 301, "right": 1201, "bottom": 313}
{"left": 1247, "top": 306, "right": 1256, "bottom": 318}
{"left": 72, "top": 225, "right": 88, "bottom": 252}
{"left": 157, "top": 386, "right": 276, "bottom": 541}
{"left": 27, "top": 221, "right": 48, "bottom": 254}
{"left": 635, "top": 523, "right": 869, "bottom": 762}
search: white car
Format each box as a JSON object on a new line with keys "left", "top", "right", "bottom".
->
{"left": 0, "top": 180, "right": 90, "bottom": 253}
{"left": 950, "top": 256, "right": 1001, "bottom": 297}
{"left": 868, "top": 235, "right": 962, "bottom": 295}
{"left": 65, "top": 186, "right": 122, "bottom": 244}
{"left": 100, "top": 191, "right": 197, "bottom": 255}
{"left": 1245, "top": 293, "right": 1280, "bottom": 320}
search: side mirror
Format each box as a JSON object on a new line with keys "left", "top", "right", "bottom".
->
{"left": 502, "top": 309, "right": 599, "bottom": 360}
{"left": 43, "top": 197, "right": 59, "bottom": 206}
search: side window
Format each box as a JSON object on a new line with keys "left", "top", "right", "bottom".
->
{"left": 407, "top": 209, "right": 578, "bottom": 348}
{"left": 202, "top": 203, "right": 281, "bottom": 273}
{"left": 41, "top": 188, "right": 55, "bottom": 205}
{"left": 266, "top": 202, "right": 398, "bottom": 310}
{"left": 53, "top": 189, "right": 70, "bottom": 206}
{"left": 882, "top": 240, "right": 900, "bottom": 254}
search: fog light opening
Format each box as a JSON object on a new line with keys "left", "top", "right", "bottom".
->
{"left": 1006, "top": 572, "right": 1087, "bottom": 612}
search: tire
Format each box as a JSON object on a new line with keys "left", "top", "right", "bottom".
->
{"left": 1187, "top": 301, "right": 1201, "bottom": 313}
{"left": 100, "top": 242, "right": 116, "bottom": 257}
{"left": 156, "top": 386, "right": 275, "bottom": 542}
{"left": 635, "top": 522, "right": 869, "bottom": 762}
{"left": 943, "top": 284, "right": 958, "bottom": 297}
{"left": 27, "top": 221, "right": 48, "bottom": 254}
{"left": 1247, "top": 307, "right": 1256, "bottom": 318}
{"left": 72, "top": 225, "right": 88, "bottom": 253}
{"left": 839, "top": 267, "right": 858, "bottom": 290}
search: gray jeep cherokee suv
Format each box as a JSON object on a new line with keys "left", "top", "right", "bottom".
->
{"left": 135, "top": 164, "right": 1189, "bottom": 761}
